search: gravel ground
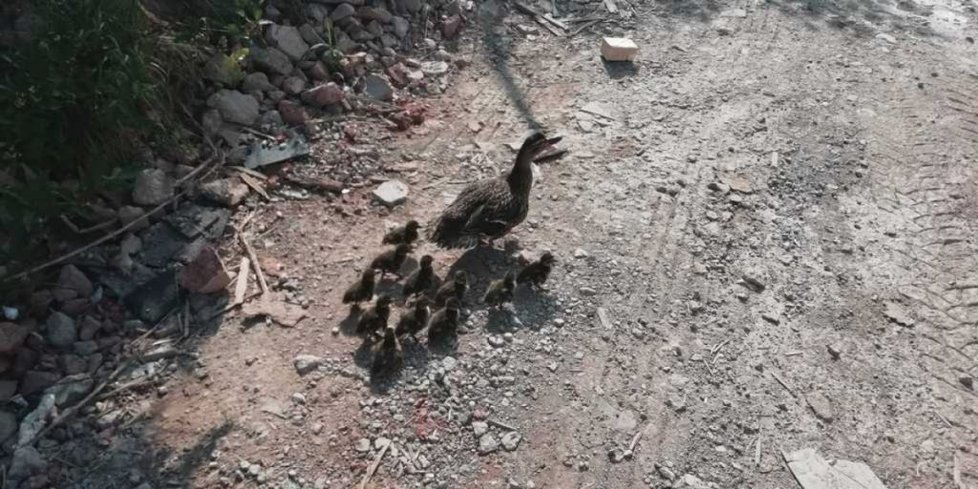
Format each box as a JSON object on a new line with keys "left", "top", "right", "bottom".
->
{"left": 64, "top": 0, "right": 978, "bottom": 487}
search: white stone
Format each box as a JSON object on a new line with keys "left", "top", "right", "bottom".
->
{"left": 600, "top": 37, "right": 639, "bottom": 62}
{"left": 372, "top": 180, "right": 408, "bottom": 207}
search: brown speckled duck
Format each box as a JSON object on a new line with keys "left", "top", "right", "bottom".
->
{"left": 428, "top": 132, "right": 561, "bottom": 249}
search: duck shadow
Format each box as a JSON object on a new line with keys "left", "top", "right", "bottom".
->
{"left": 441, "top": 246, "right": 560, "bottom": 333}
{"left": 337, "top": 308, "right": 363, "bottom": 336}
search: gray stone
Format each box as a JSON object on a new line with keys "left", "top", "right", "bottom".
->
{"left": 0, "top": 322, "right": 29, "bottom": 354}
{"left": 208, "top": 89, "right": 260, "bottom": 126}
{"left": 294, "top": 354, "right": 323, "bottom": 375}
{"left": 118, "top": 205, "right": 149, "bottom": 230}
{"left": 0, "top": 380, "right": 17, "bottom": 401}
{"left": 331, "top": 3, "right": 357, "bottom": 21}
{"left": 487, "top": 335, "right": 506, "bottom": 348}
{"left": 354, "top": 438, "right": 371, "bottom": 452}
{"left": 442, "top": 356, "right": 458, "bottom": 371}
{"left": 358, "top": 6, "right": 392, "bottom": 22}
{"left": 421, "top": 61, "right": 449, "bottom": 77}
{"left": 392, "top": 16, "right": 410, "bottom": 37}
{"left": 202, "top": 53, "right": 242, "bottom": 86}
{"left": 132, "top": 169, "right": 174, "bottom": 206}
{"left": 73, "top": 340, "right": 98, "bottom": 356}
{"left": 477, "top": 434, "right": 499, "bottom": 455}
{"left": 61, "top": 354, "right": 88, "bottom": 375}
{"left": 77, "top": 316, "right": 101, "bottom": 341}
{"left": 58, "top": 264, "right": 94, "bottom": 299}
{"left": 501, "top": 431, "right": 522, "bottom": 451}
{"left": 806, "top": 392, "right": 834, "bottom": 422}
{"left": 398, "top": 0, "right": 423, "bottom": 14}
{"left": 45, "top": 374, "right": 93, "bottom": 406}
{"left": 282, "top": 76, "right": 306, "bottom": 95}
{"left": 46, "top": 312, "right": 77, "bottom": 348}
{"left": 242, "top": 72, "right": 276, "bottom": 92}
{"left": 20, "top": 370, "right": 60, "bottom": 396}
{"left": 8, "top": 446, "right": 46, "bottom": 483}
{"left": 265, "top": 24, "right": 310, "bottom": 61}
{"left": 307, "top": 4, "right": 329, "bottom": 22}
{"left": 199, "top": 178, "right": 250, "bottom": 207}
{"left": 363, "top": 74, "right": 394, "bottom": 101}
{"left": 301, "top": 82, "right": 345, "bottom": 106}
{"left": 298, "top": 24, "right": 324, "bottom": 45}
{"left": 372, "top": 180, "right": 408, "bottom": 207}
{"left": 250, "top": 47, "right": 294, "bottom": 76}
{"left": 472, "top": 421, "right": 488, "bottom": 436}
{"left": 0, "top": 411, "right": 17, "bottom": 442}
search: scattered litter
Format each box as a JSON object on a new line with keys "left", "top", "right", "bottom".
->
{"left": 233, "top": 257, "right": 251, "bottom": 305}
{"left": 784, "top": 448, "right": 887, "bottom": 489}
{"left": 244, "top": 132, "right": 311, "bottom": 169}
{"left": 601, "top": 37, "right": 638, "bottom": 62}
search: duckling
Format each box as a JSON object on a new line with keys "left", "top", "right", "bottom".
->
{"left": 517, "top": 252, "right": 556, "bottom": 289}
{"left": 342, "top": 269, "right": 376, "bottom": 306}
{"left": 483, "top": 271, "right": 517, "bottom": 308}
{"left": 370, "top": 327, "right": 403, "bottom": 376}
{"left": 428, "top": 132, "right": 562, "bottom": 249}
{"left": 369, "top": 244, "right": 411, "bottom": 279}
{"left": 395, "top": 297, "right": 430, "bottom": 339}
{"left": 432, "top": 271, "right": 468, "bottom": 307}
{"left": 382, "top": 220, "right": 421, "bottom": 245}
{"left": 402, "top": 255, "right": 438, "bottom": 297}
{"left": 427, "top": 297, "right": 461, "bottom": 342}
{"left": 356, "top": 295, "right": 392, "bottom": 337}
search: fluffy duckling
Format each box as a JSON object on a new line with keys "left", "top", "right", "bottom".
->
{"left": 382, "top": 220, "right": 421, "bottom": 245}
{"left": 342, "top": 269, "right": 376, "bottom": 306}
{"left": 371, "top": 327, "right": 403, "bottom": 376}
{"left": 483, "top": 271, "right": 516, "bottom": 308}
{"left": 402, "top": 255, "right": 438, "bottom": 297}
{"left": 517, "top": 252, "right": 556, "bottom": 289}
{"left": 427, "top": 297, "right": 461, "bottom": 342}
{"left": 356, "top": 295, "right": 392, "bottom": 337}
{"left": 369, "top": 244, "right": 411, "bottom": 279}
{"left": 432, "top": 271, "right": 468, "bottom": 307}
{"left": 395, "top": 297, "right": 431, "bottom": 339}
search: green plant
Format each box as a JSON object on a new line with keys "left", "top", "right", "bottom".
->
{"left": 0, "top": 0, "right": 157, "bottom": 177}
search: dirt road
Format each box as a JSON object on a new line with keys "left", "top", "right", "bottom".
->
{"left": 90, "top": 1, "right": 978, "bottom": 488}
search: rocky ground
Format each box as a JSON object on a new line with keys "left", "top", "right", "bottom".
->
{"left": 2, "top": 0, "right": 978, "bottom": 487}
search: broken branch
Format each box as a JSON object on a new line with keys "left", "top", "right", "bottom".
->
{"left": 238, "top": 234, "right": 269, "bottom": 295}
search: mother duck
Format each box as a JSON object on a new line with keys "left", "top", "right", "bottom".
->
{"left": 428, "top": 132, "right": 561, "bottom": 249}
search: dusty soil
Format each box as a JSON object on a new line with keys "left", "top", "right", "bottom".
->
{"left": 69, "top": 0, "right": 978, "bottom": 487}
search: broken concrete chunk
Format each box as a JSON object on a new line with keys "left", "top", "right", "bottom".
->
{"left": 883, "top": 301, "right": 914, "bottom": 327}
{"left": 242, "top": 298, "right": 307, "bottom": 328}
{"left": 199, "top": 178, "right": 250, "bottom": 208}
{"left": 178, "top": 245, "right": 231, "bottom": 294}
{"left": 785, "top": 448, "right": 886, "bottom": 489}
{"left": 208, "top": 89, "right": 260, "bottom": 126}
{"left": 372, "top": 180, "right": 408, "bottom": 207}
{"left": 600, "top": 37, "right": 639, "bottom": 62}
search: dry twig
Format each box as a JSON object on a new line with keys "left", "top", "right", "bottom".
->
{"left": 238, "top": 234, "right": 269, "bottom": 295}
{"left": 359, "top": 441, "right": 391, "bottom": 489}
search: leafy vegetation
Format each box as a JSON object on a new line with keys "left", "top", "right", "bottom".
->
{"left": 0, "top": 0, "right": 261, "bottom": 265}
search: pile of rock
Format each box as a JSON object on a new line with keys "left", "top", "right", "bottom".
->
{"left": 200, "top": 0, "right": 468, "bottom": 160}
